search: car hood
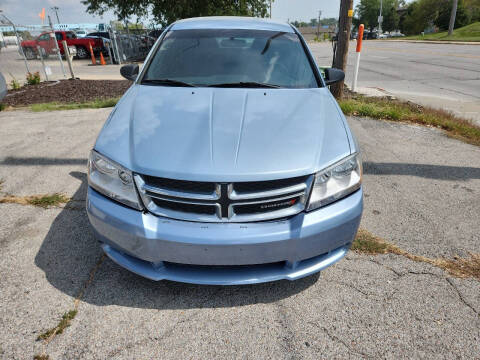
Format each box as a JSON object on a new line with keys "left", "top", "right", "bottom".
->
{"left": 95, "top": 85, "right": 351, "bottom": 182}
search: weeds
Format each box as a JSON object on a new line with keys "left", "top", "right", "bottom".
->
{"left": 31, "top": 97, "right": 119, "bottom": 112}
{"left": 37, "top": 310, "right": 77, "bottom": 341}
{"left": 339, "top": 96, "right": 480, "bottom": 147}
{"left": 9, "top": 78, "right": 21, "bottom": 90}
{"left": 353, "top": 229, "right": 480, "bottom": 280}
{"left": 0, "top": 193, "right": 70, "bottom": 208}
{"left": 26, "top": 72, "right": 41, "bottom": 85}
{"left": 33, "top": 355, "right": 50, "bottom": 360}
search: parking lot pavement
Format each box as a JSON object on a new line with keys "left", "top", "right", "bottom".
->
{"left": 0, "top": 109, "right": 479, "bottom": 359}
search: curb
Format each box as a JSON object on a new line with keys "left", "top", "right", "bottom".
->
{"left": 378, "top": 40, "right": 480, "bottom": 45}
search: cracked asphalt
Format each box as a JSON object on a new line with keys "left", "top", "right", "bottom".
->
{"left": 0, "top": 108, "right": 479, "bottom": 359}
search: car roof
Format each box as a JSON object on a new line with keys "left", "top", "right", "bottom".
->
{"left": 171, "top": 16, "right": 294, "bottom": 33}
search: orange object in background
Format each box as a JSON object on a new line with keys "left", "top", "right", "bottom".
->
{"left": 100, "top": 52, "right": 106, "bottom": 65}
{"left": 38, "top": 8, "right": 45, "bottom": 23}
{"left": 89, "top": 42, "right": 96, "bottom": 65}
{"left": 356, "top": 24, "right": 364, "bottom": 53}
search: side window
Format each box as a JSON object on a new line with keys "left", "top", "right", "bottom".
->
{"left": 66, "top": 32, "right": 76, "bottom": 39}
{"left": 38, "top": 34, "right": 50, "bottom": 41}
{"left": 55, "top": 33, "right": 63, "bottom": 41}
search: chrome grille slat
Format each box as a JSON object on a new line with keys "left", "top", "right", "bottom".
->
{"left": 229, "top": 183, "right": 307, "bottom": 200}
{"left": 143, "top": 183, "right": 220, "bottom": 200}
{"left": 134, "top": 174, "right": 314, "bottom": 223}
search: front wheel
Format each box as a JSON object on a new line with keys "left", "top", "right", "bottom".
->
{"left": 75, "top": 46, "right": 88, "bottom": 59}
{"left": 23, "top": 47, "right": 36, "bottom": 60}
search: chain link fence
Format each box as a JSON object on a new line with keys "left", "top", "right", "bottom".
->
{"left": 1, "top": 15, "right": 162, "bottom": 89}
{"left": 108, "top": 23, "right": 159, "bottom": 63}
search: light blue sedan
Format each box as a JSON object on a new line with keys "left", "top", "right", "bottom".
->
{"left": 87, "top": 17, "right": 363, "bottom": 285}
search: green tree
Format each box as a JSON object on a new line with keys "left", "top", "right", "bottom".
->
{"left": 400, "top": 0, "right": 439, "bottom": 34}
{"left": 434, "top": 0, "right": 469, "bottom": 30}
{"left": 356, "top": 0, "right": 405, "bottom": 32}
{"left": 463, "top": 0, "right": 480, "bottom": 22}
{"left": 82, "top": 0, "right": 271, "bottom": 26}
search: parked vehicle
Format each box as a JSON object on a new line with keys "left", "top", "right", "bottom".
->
{"left": 20, "top": 31, "right": 103, "bottom": 60}
{"left": 75, "top": 29, "right": 88, "bottom": 38}
{"left": 364, "top": 31, "right": 379, "bottom": 40}
{"left": 87, "top": 17, "right": 363, "bottom": 285}
{"left": 86, "top": 31, "right": 110, "bottom": 39}
{"left": 148, "top": 29, "right": 165, "bottom": 41}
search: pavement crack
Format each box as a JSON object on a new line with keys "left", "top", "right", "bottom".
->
{"left": 367, "top": 258, "right": 403, "bottom": 277}
{"left": 274, "top": 301, "right": 301, "bottom": 360}
{"left": 323, "top": 279, "right": 371, "bottom": 297}
{"left": 309, "top": 322, "right": 372, "bottom": 359}
{"left": 445, "top": 277, "right": 479, "bottom": 316}
{"left": 35, "top": 253, "right": 106, "bottom": 358}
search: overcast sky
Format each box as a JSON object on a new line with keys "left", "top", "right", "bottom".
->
{"left": 1, "top": 0, "right": 362, "bottom": 26}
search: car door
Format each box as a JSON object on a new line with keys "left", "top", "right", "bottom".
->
{"left": 36, "top": 33, "right": 52, "bottom": 54}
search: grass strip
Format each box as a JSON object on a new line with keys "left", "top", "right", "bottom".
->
{"left": 353, "top": 229, "right": 480, "bottom": 280}
{"left": 339, "top": 96, "right": 480, "bottom": 147}
{"left": 30, "top": 97, "right": 119, "bottom": 112}
{"left": 0, "top": 193, "right": 70, "bottom": 208}
{"left": 402, "top": 22, "right": 480, "bottom": 42}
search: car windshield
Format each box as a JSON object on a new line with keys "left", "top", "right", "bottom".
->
{"left": 143, "top": 29, "right": 318, "bottom": 88}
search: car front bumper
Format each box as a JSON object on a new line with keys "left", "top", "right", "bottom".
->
{"left": 87, "top": 187, "right": 363, "bottom": 285}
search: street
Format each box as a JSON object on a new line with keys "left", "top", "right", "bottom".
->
{"left": 309, "top": 40, "right": 480, "bottom": 125}
{"left": 0, "top": 109, "right": 478, "bottom": 359}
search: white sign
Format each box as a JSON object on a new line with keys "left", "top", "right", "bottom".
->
{"left": 378, "top": 16, "right": 383, "bottom": 23}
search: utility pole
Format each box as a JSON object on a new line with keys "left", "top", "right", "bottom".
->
{"left": 448, "top": 0, "right": 458, "bottom": 36}
{"left": 331, "top": 0, "right": 353, "bottom": 99}
{"left": 269, "top": 0, "right": 272, "bottom": 18}
{"left": 317, "top": 10, "right": 322, "bottom": 39}
{"left": 51, "top": 6, "right": 60, "bottom": 24}
{"left": 378, "top": 0, "right": 383, "bottom": 34}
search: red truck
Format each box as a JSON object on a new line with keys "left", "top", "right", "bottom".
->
{"left": 21, "top": 31, "right": 103, "bottom": 60}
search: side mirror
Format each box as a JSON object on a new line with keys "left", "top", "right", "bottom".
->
{"left": 323, "top": 68, "right": 345, "bottom": 86}
{"left": 120, "top": 64, "right": 139, "bottom": 81}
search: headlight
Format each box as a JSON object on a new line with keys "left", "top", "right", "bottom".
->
{"left": 307, "top": 153, "right": 362, "bottom": 211}
{"left": 88, "top": 150, "right": 142, "bottom": 210}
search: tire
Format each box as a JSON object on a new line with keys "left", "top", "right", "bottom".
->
{"left": 76, "top": 46, "right": 88, "bottom": 59}
{"left": 23, "top": 47, "right": 36, "bottom": 60}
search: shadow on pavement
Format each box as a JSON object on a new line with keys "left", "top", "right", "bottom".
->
{"left": 35, "top": 171, "right": 318, "bottom": 310}
{"left": 364, "top": 162, "right": 480, "bottom": 180}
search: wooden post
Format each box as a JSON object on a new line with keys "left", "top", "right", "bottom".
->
{"left": 330, "top": 0, "right": 354, "bottom": 99}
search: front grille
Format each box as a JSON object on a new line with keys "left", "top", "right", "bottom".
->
{"left": 151, "top": 198, "right": 217, "bottom": 215}
{"left": 234, "top": 176, "right": 309, "bottom": 194}
{"left": 135, "top": 174, "right": 313, "bottom": 223}
{"left": 233, "top": 196, "right": 301, "bottom": 215}
{"left": 142, "top": 175, "right": 215, "bottom": 194}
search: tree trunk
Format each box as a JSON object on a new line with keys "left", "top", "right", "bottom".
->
{"left": 330, "top": 0, "right": 354, "bottom": 99}
{"left": 448, "top": 0, "right": 458, "bottom": 36}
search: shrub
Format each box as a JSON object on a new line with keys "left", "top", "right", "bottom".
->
{"left": 0, "top": 103, "right": 5, "bottom": 111}
{"left": 10, "top": 78, "right": 21, "bottom": 90}
{"left": 26, "top": 71, "right": 41, "bottom": 85}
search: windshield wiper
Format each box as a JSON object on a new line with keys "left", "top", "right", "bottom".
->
{"left": 142, "top": 79, "right": 196, "bottom": 87}
{"left": 208, "top": 82, "right": 281, "bottom": 89}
